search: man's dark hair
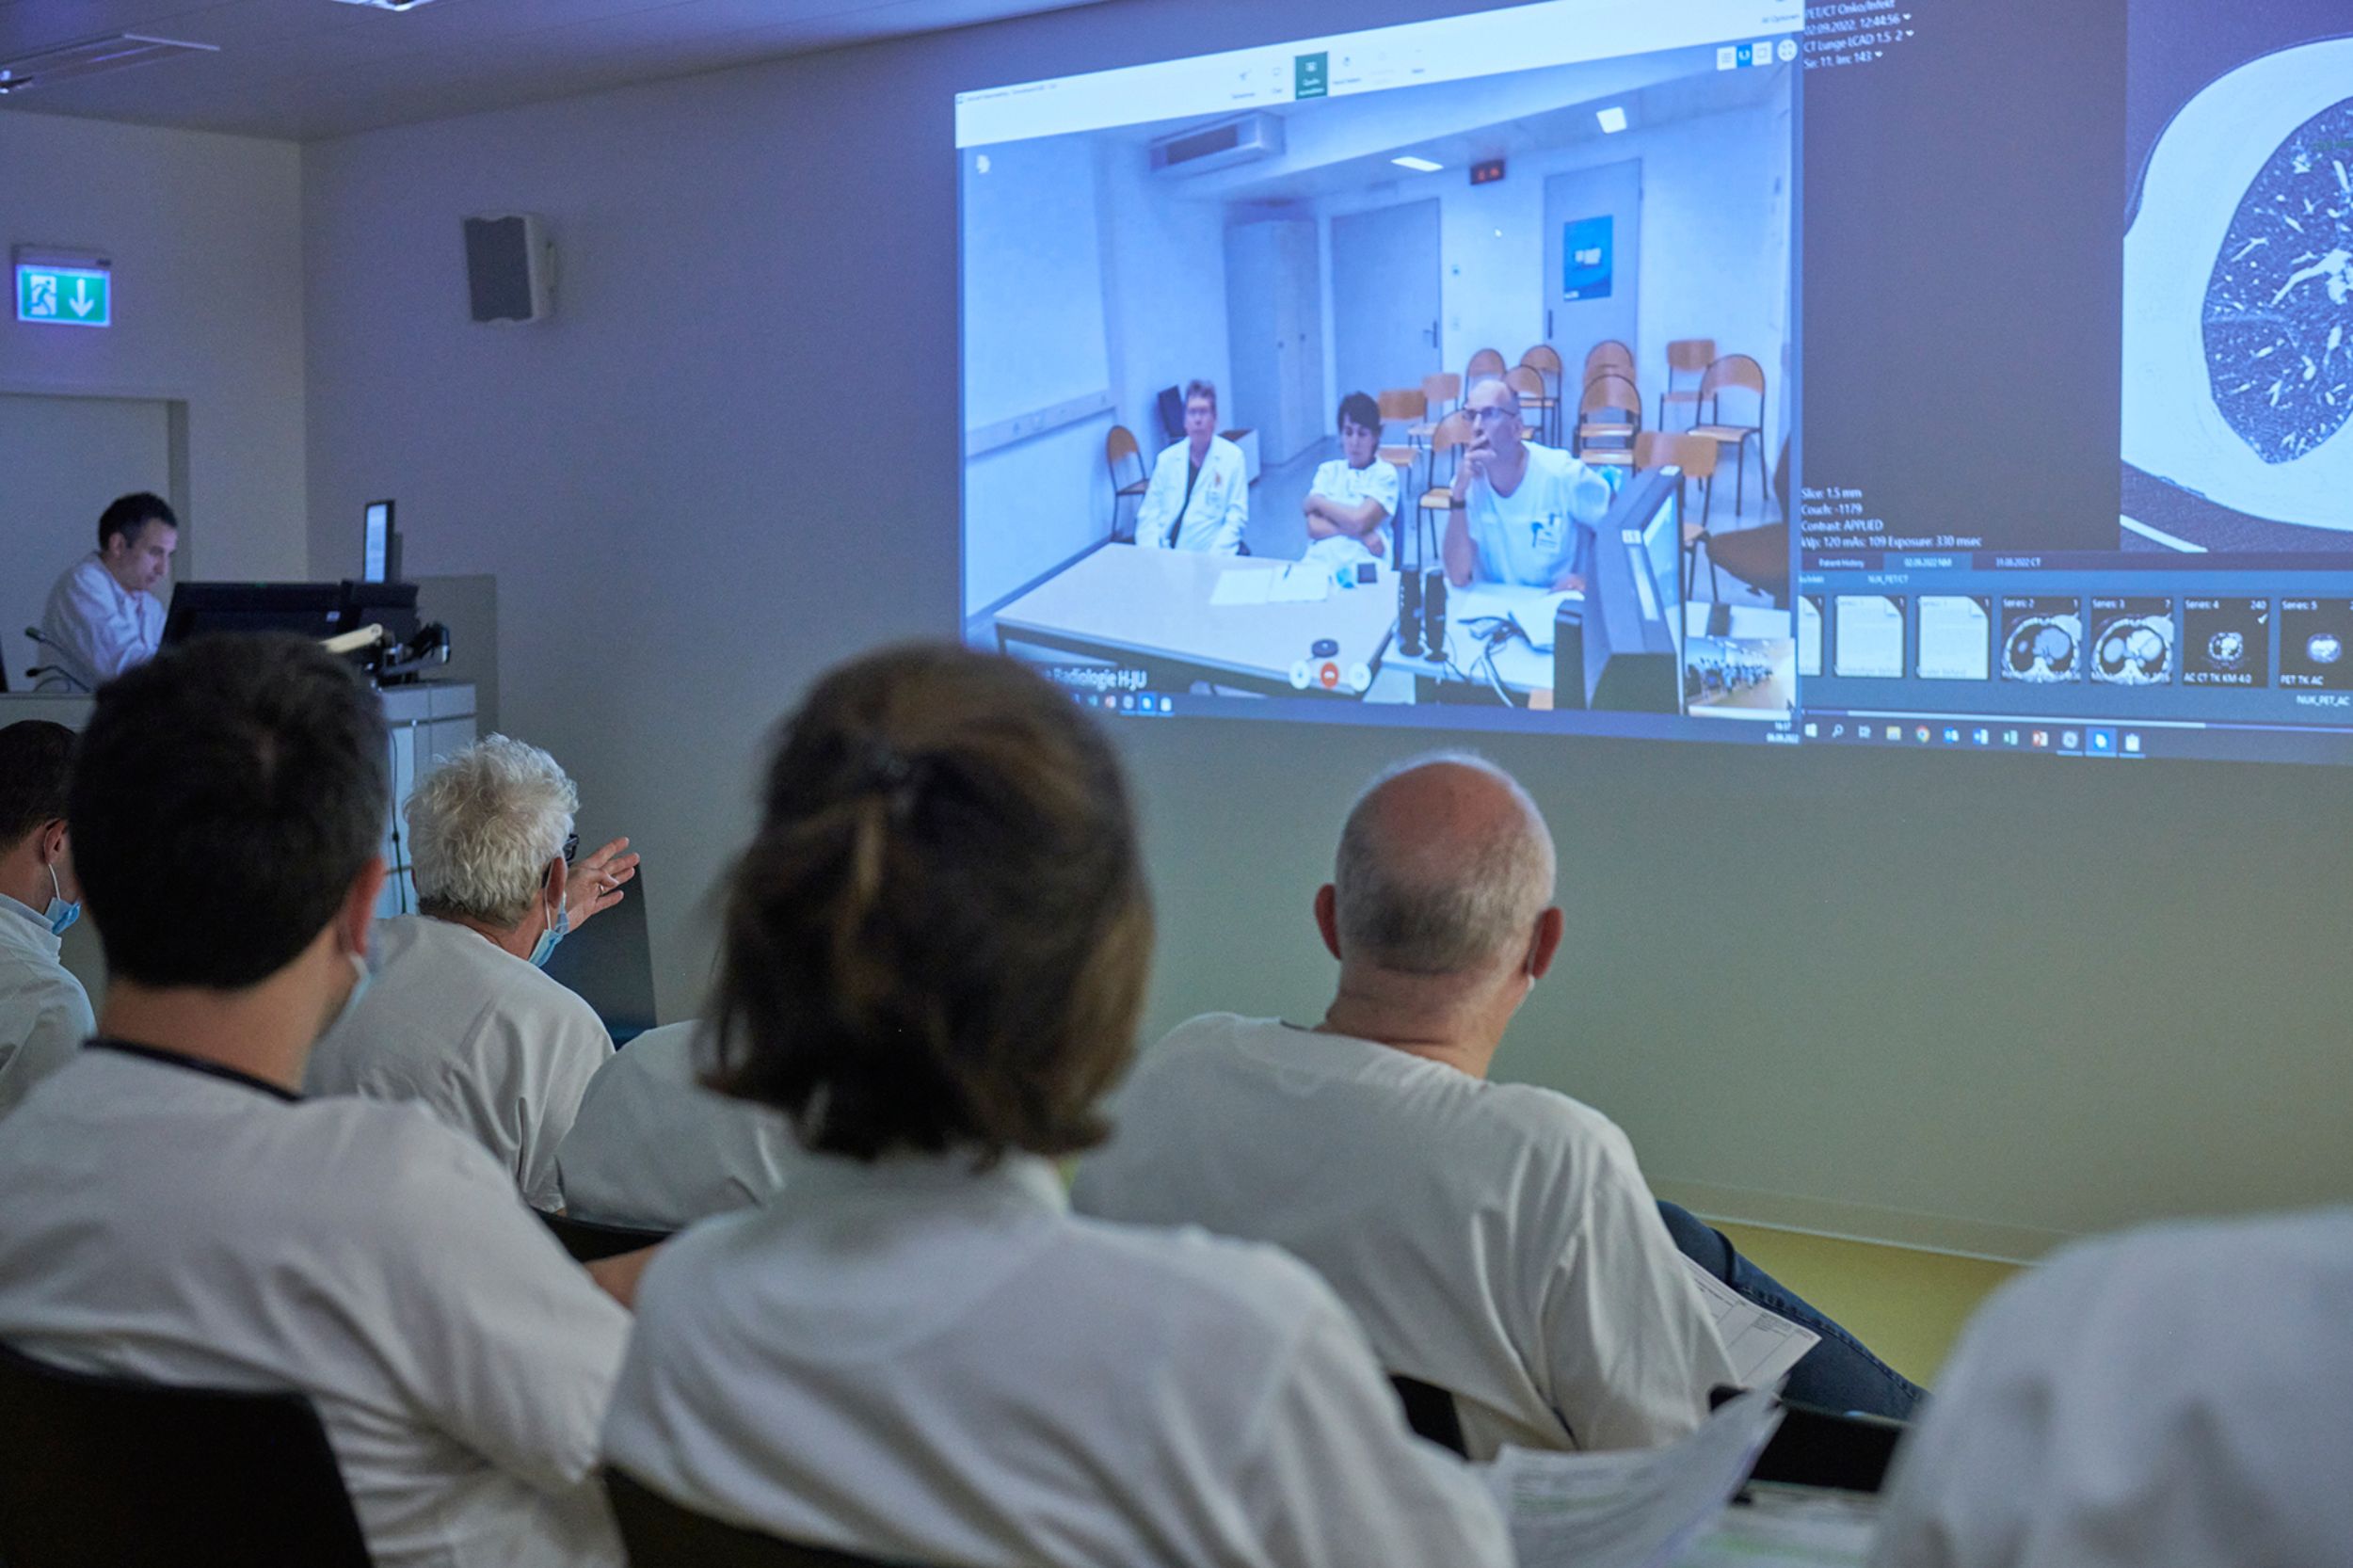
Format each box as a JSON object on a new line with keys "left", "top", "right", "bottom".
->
{"left": 97, "top": 492, "right": 177, "bottom": 552}
{"left": 1337, "top": 392, "right": 1381, "bottom": 434}
{"left": 1182, "top": 378, "right": 1218, "bottom": 412}
{"left": 0, "top": 722, "right": 76, "bottom": 852}
{"left": 707, "top": 643, "right": 1153, "bottom": 1163}
{"left": 70, "top": 634, "right": 388, "bottom": 988}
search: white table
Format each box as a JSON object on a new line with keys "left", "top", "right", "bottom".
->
{"left": 1383, "top": 582, "right": 1583, "bottom": 697}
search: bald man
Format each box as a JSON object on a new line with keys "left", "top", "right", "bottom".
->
{"left": 1074, "top": 754, "right": 1920, "bottom": 1458}
{"left": 1446, "top": 381, "right": 1612, "bottom": 592}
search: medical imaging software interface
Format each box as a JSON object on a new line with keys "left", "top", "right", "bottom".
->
{"left": 958, "top": 0, "right": 2353, "bottom": 765}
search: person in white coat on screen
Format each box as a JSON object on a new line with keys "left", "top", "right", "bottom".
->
{"left": 0, "top": 722, "right": 96, "bottom": 1116}
{"left": 603, "top": 644, "right": 1508, "bottom": 1568}
{"left": 1133, "top": 379, "right": 1249, "bottom": 555}
{"left": 36, "top": 492, "right": 177, "bottom": 693}
{"left": 305, "top": 734, "right": 639, "bottom": 1211}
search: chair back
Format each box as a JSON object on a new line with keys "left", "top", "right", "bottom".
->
{"left": 1584, "top": 340, "right": 1634, "bottom": 382}
{"left": 1665, "top": 337, "right": 1716, "bottom": 375}
{"left": 1420, "top": 372, "right": 1462, "bottom": 410}
{"left": 606, "top": 1468, "right": 945, "bottom": 1567}
{"left": 1387, "top": 1374, "right": 1469, "bottom": 1459}
{"left": 1581, "top": 374, "right": 1640, "bottom": 418}
{"left": 1465, "top": 347, "right": 1507, "bottom": 386}
{"left": 1376, "top": 388, "right": 1427, "bottom": 424}
{"left": 1503, "top": 364, "right": 1545, "bottom": 401}
{"left": 1519, "top": 344, "right": 1563, "bottom": 377}
{"left": 0, "top": 1339, "right": 371, "bottom": 1568}
{"left": 1427, "top": 409, "right": 1475, "bottom": 455}
{"left": 1699, "top": 353, "right": 1767, "bottom": 408}
{"left": 1106, "top": 424, "right": 1144, "bottom": 482}
{"left": 1635, "top": 431, "right": 1718, "bottom": 478}
{"left": 539, "top": 1209, "right": 674, "bottom": 1263}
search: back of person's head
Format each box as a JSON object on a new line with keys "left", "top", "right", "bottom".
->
{"left": 407, "top": 735, "right": 577, "bottom": 928}
{"left": 0, "top": 722, "right": 76, "bottom": 854}
{"left": 1337, "top": 391, "right": 1380, "bottom": 432}
{"left": 708, "top": 642, "right": 1152, "bottom": 1163}
{"left": 97, "top": 492, "right": 176, "bottom": 551}
{"left": 1333, "top": 753, "right": 1555, "bottom": 975}
{"left": 70, "top": 634, "right": 387, "bottom": 988}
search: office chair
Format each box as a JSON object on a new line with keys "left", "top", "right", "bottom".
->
{"left": 537, "top": 1209, "right": 673, "bottom": 1263}
{"left": 606, "top": 1468, "right": 956, "bottom": 1567}
{"left": 0, "top": 1338, "right": 371, "bottom": 1568}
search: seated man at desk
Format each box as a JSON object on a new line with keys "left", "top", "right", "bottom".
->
{"left": 1445, "top": 382, "right": 1611, "bottom": 593}
{"left": 1300, "top": 392, "right": 1398, "bottom": 568}
{"left": 36, "top": 492, "right": 178, "bottom": 693}
{"left": 1134, "top": 379, "right": 1248, "bottom": 555}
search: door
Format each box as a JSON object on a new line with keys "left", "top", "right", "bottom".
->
{"left": 1225, "top": 219, "right": 1323, "bottom": 466}
{"left": 0, "top": 393, "right": 176, "bottom": 692}
{"left": 1543, "top": 160, "right": 1642, "bottom": 382}
{"left": 1331, "top": 199, "right": 1442, "bottom": 418}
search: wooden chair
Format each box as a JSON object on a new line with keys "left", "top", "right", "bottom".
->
{"left": 1583, "top": 339, "right": 1634, "bottom": 386}
{"left": 1504, "top": 365, "right": 1551, "bottom": 444}
{"left": 1576, "top": 373, "right": 1641, "bottom": 469}
{"left": 0, "top": 1339, "right": 373, "bottom": 1568}
{"left": 1105, "top": 425, "right": 1149, "bottom": 543}
{"left": 1657, "top": 337, "right": 1715, "bottom": 430}
{"left": 1420, "top": 371, "right": 1461, "bottom": 420}
{"left": 1511, "top": 356, "right": 1560, "bottom": 443}
{"left": 1698, "top": 521, "right": 1789, "bottom": 609}
{"left": 1688, "top": 355, "right": 1769, "bottom": 518}
{"left": 606, "top": 1468, "right": 947, "bottom": 1567}
{"left": 1465, "top": 347, "right": 1507, "bottom": 392}
{"left": 1375, "top": 387, "right": 1427, "bottom": 441}
{"left": 538, "top": 1208, "right": 673, "bottom": 1263}
{"left": 1417, "top": 410, "right": 1476, "bottom": 565}
{"left": 1636, "top": 431, "right": 1722, "bottom": 598}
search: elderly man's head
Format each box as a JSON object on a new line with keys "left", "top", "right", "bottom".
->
{"left": 1464, "top": 379, "right": 1527, "bottom": 458}
{"left": 408, "top": 735, "right": 577, "bottom": 930}
{"left": 1328, "top": 753, "right": 1556, "bottom": 977}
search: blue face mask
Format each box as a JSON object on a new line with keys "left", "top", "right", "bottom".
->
{"left": 529, "top": 898, "right": 570, "bottom": 968}
{"left": 43, "top": 862, "right": 80, "bottom": 937}
{"left": 325, "top": 950, "right": 372, "bottom": 1039}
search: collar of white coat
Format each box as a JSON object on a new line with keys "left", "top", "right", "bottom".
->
{"left": 785, "top": 1146, "right": 1068, "bottom": 1214}
{"left": 79, "top": 553, "right": 136, "bottom": 606}
{"left": 0, "top": 893, "right": 62, "bottom": 958}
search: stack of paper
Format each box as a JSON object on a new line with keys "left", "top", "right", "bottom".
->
{"left": 1680, "top": 1256, "right": 1821, "bottom": 1387}
{"left": 1208, "top": 563, "right": 1331, "bottom": 607}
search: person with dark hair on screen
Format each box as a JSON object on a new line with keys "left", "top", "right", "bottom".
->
{"left": 604, "top": 644, "right": 1508, "bottom": 1568}
{"left": 0, "top": 721, "right": 95, "bottom": 1116}
{"left": 1300, "top": 390, "right": 1401, "bottom": 571}
{"left": 0, "top": 634, "right": 639, "bottom": 1568}
{"left": 37, "top": 491, "right": 179, "bottom": 692}
{"left": 1134, "top": 379, "right": 1249, "bottom": 554}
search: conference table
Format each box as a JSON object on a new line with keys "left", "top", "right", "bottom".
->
{"left": 992, "top": 543, "right": 1399, "bottom": 696}
{"left": 1379, "top": 582, "right": 1583, "bottom": 705}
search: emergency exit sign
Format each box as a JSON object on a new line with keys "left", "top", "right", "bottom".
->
{"left": 15, "top": 261, "right": 111, "bottom": 328}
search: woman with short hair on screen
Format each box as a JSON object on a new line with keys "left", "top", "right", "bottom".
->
{"left": 602, "top": 644, "right": 1507, "bottom": 1568}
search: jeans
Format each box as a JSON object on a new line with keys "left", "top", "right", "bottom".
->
{"left": 1655, "top": 1200, "right": 1925, "bottom": 1421}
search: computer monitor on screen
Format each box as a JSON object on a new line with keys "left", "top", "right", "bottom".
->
{"left": 362, "top": 501, "right": 395, "bottom": 584}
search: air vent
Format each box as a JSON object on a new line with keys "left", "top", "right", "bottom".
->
{"left": 329, "top": 0, "right": 446, "bottom": 9}
{"left": 0, "top": 34, "right": 218, "bottom": 95}
{"left": 1149, "top": 113, "right": 1284, "bottom": 176}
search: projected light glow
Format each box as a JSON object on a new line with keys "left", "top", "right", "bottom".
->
{"left": 958, "top": 0, "right": 2353, "bottom": 766}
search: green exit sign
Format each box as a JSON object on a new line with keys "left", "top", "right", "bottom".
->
{"left": 16, "top": 263, "right": 111, "bottom": 328}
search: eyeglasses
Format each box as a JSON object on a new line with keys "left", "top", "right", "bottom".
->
{"left": 562, "top": 832, "right": 579, "bottom": 864}
{"left": 1468, "top": 405, "right": 1521, "bottom": 424}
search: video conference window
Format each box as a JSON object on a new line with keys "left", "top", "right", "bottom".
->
{"left": 959, "top": 0, "right": 1799, "bottom": 737}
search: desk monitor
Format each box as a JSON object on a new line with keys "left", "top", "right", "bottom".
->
{"left": 537, "top": 866, "right": 658, "bottom": 1046}
{"left": 163, "top": 582, "right": 422, "bottom": 650}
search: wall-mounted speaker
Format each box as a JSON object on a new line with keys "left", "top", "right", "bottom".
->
{"left": 462, "top": 213, "right": 554, "bottom": 325}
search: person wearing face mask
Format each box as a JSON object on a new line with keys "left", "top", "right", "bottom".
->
{"left": 0, "top": 635, "right": 644, "bottom": 1568}
{"left": 0, "top": 722, "right": 97, "bottom": 1116}
{"left": 36, "top": 492, "right": 179, "bottom": 693}
{"left": 304, "top": 734, "right": 639, "bottom": 1211}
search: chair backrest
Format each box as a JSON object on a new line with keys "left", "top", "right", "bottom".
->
{"left": 539, "top": 1209, "right": 674, "bottom": 1262}
{"left": 1377, "top": 444, "right": 1418, "bottom": 472}
{"left": 1426, "top": 409, "right": 1475, "bottom": 455}
{"left": 1699, "top": 353, "right": 1767, "bottom": 405}
{"left": 1503, "top": 364, "right": 1545, "bottom": 401}
{"left": 1376, "top": 388, "right": 1427, "bottom": 424}
{"left": 606, "top": 1468, "right": 945, "bottom": 1568}
{"left": 1520, "top": 344, "right": 1563, "bottom": 376}
{"left": 1106, "top": 424, "right": 1141, "bottom": 470}
{"left": 1635, "top": 431, "right": 1717, "bottom": 477}
{"left": 1387, "top": 1375, "right": 1469, "bottom": 1459}
{"left": 1581, "top": 374, "right": 1640, "bottom": 417}
{"left": 1666, "top": 337, "right": 1716, "bottom": 375}
{"left": 1465, "top": 347, "right": 1507, "bottom": 385}
{"left": 1584, "top": 340, "right": 1634, "bottom": 380}
{"left": 0, "top": 1338, "right": 372, "bottom": 1568}
{"left": 1421, "top": 372, "right": 1462, "bottom": 408}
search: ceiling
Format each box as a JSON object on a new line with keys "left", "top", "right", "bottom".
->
{"left": 0, "top": 0, "right": 1097, "bottom": 141}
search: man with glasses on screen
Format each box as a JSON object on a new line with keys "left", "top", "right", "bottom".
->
{"left": 304, "top": 735, "right": 638, "bottom": 1211}
{"left": 1134, "top": 379, "right": 1249, "bottom": 555}
{"left": 1445, "top": 380, "right": 1612, "bottom": 593}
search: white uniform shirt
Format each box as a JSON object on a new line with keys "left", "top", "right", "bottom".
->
{"left": 604, "top": 1151, "right": 1510, "bottom": 1568}
{"left": 1869, "top": 1207, "right": 2353, "bottom": 1568}
{"left": 0, "top": 895, "right": 94, "bottom": 1116}
{"left": 555, "top": 1020, "right": 796, "bottom": 1229}
{"left": 38, "top": 554, "right": 164, "bottom": 692}
{"left": 1072, "top": 1015, "right": 1740, "bottom": 1458}
{"left": 1134, "top": 436, "right": 1249, "bottom": 555}
{"left": 1465, "top": 441, "right": 1613, "bottom": 586}
{"left": 306, "top": 915, "right": 612, "bottom": 1211}
{"left": 0, "top": 1044, "right": 630, "bottom": 1568}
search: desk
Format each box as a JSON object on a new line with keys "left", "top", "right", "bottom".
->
{"left": 993, "top": 545, "right": 1397, "bottom": 695}
{"left": 1382, "top": 583, "right": 1581, "bottom": 701}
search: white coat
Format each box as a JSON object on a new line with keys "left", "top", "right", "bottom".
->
{"left": 0, "top": 896, "right": 95, "bottom": 1117}
{"left": 554, "top": 1020, "right": 797, "bottom": 1230}
{"left": 1133, "top": 436, "right": 1249, "bottom": 554}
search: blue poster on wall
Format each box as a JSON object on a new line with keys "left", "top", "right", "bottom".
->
{"left": 1561, "top": 216, "right": 1614, "bottom": 300}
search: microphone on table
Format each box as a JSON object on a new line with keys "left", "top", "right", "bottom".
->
{"left": 22, "top": 628, "right": 90, "bottom": 694}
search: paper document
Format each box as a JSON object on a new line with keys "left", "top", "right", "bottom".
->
{"left": 1481, "top": 1387, "right": 1785, "bottom": 1568}
{"left": 1209, "top": 569, "right": 1277, "bottom": 607}
{"left": 1682, "top": 1256, "right": 1821, "bottom": 1388}
{"left": 1267, "top": 562, "right": 1333, "bottom": 603}
{"left": 1671, "top": 1485, "right": 1881, "bottom": 1567}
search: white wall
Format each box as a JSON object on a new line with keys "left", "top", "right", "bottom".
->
{"left": 301, "top": 0, "right": 2353, "bottom": 1256}
{"left": 0, "top": 110, "right": 308, "bottom": 584}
